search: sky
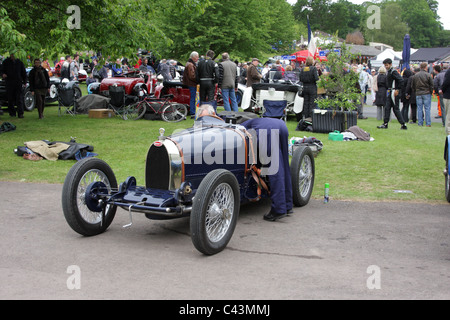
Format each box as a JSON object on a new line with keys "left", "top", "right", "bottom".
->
{"left": 286, "top": 0, "right": 450, "bottom": 30}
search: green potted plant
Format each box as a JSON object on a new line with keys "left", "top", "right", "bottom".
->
{"left": 313, "top": 38, "right": 360, "bottom": 133}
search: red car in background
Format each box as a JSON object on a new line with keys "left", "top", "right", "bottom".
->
{"left": 154, "top": 81, "right": 244, "bottom": 107}
{"left": 90, "top": 70, "right": 157, "bottom": 98}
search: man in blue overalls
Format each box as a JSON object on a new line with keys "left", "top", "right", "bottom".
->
{"left": 196, "top": 105, "right": 293, "bottom": 221}
{"left": 241, "top": 117, "right": 293, "bottom": 221}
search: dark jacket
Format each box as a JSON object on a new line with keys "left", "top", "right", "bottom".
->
{"left": 412, "top": 70, "right": 433, "bottom": 96}
{"left": 29, "top": 66, "right": 50, "bottom": 91}
{"left": 299, "top": 65, "right": 319, "bottom": 86}
{"left": 401, "top": 69, "right": 413, "bottom": 102}
{"left": 375, "top": 73, "right": 387, "bottom": 106}
{"left": 386, "top": 67, "right": 403, "bottom": 91}
{"left": 406, "top": 75, "right": 417, "bottom": 103}
{"left": 1, "top": 57, "right": 27, "bottom": 85}
{"left": 442, "top": 69, "right": 450, "bottom": 100}
{"left": 196, "top": 57, "right": 219, "bottom": 83}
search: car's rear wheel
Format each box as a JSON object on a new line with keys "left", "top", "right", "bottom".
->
{"left": 291, "top": 146, "right": 315, "bottom": 207}
{"left": 62, "top": 158, "right": 117, "bottom": 236}
{"left": 190, "top": 169, "right": 240, "bottom": 255}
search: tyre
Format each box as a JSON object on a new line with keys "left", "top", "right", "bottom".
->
{"left": 445, "top": 158, "right": 450, "bottom": 203}
{"left": 48, "top": 83, "right": 58, "bottom": 100}
{"left": 235, "top": 89, "right": 243, "bottom": 106}
{"left": 122, "top": 101, "right": 147, "bottom": 120}
{"left": 62, "top": 158, "right": 118, "bottom": 236}
{"left": 74, "top": 86, "right": 82, "bottom": 100}
{"left": 23, "top": 88, "right": 35, "bottom": 112}
{"left": 291, "top": 146, "right": 315, "bottom": 207}
{"left": 161, "top": 103, "right": 187, "bottom": 122}
{"left": 190, "top": 169, "right": 240, "bottom": 255}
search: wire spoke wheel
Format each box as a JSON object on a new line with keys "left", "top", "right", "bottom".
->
{"left": 122, "top": 102, "right": 146, "bottom": 120}
{"left": 62, "top": 158, "right": 117, "bottom": 236}
{"left": 205, "top": 183, "right": 234, "bottom": 243}
{"left": 190, "top": 169, "right": 240, "bottom": 255}
{"left": 161, "top": 103, "right": 187, "bottom": 122}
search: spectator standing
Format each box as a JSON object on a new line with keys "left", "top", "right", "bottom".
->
{"left": 406, "top": 67, "right": 419, "bottom": 124}
{"left": 196, "top": 50, "right": 220, "bottom": 107}
{"left": 401, "top": 69, "right": 413, "bottom": 123}
{"left": 377, "top": 58, "right": 407, "bottom": 130}
{"left": 1, "top": 52, "right": 27, "bottom": 118}
{"left": 441, "top": 66, "right": 450, "bottom": 134}
{"left": 28, "top": 58, "right": 50, "bottom": 119}
{"left": 412, "top": 62, "right": 434, "bottom": 127}
{"left": 139, "top": 58, "right": 156, "bottom": 74}
{"left": 218, "top": 52, "right": 239, "bottom": 112}
{"left": 70, "top": 54, "right": 80, "bottom": 81}
{"left": 370, "top": 69, "right": 377, "bottom": 104}
{"left": 299, "top": 56, "right": 319, "bottom": 120}
{"left": 182, "top": 51, "right": 199, "bottom": 116}
{"left": 159, "top": 59, "right": 173, "bottom": 82}
{"left": 435, "top": 64, "right": 448, "bottom": 127}
{"left": 358, "top": 66, "right": 369, "bottom": 117}
{"left": 246, "top": 58, "right": 262, "bottom": 87}
{"left": 61, "top": 55, "right": 71, "bottom": 81}
{"left": 374, "top": 66, "right": 388, "bottom": 121}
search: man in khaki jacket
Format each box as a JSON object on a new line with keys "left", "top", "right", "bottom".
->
{"left": 246, "top": 58, "right": 262, "bottom": 87}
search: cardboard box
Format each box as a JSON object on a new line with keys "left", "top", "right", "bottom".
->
{"left": 89, "top": 109, "right": 114, "bottom": 119}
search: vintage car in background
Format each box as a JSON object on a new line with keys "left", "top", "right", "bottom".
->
{"left": 241, "top": 82, "right": 304, "bottom": 119}
{"left": 154, "top": 81, "right": 245, "bottom": 108}
{"left": 89, "top": 70, "right": 156, "bottom": 99}
{"left": 62, "top": 117, "right": 315, "bottom": 255}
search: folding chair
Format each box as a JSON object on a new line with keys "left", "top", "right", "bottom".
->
{"left": 108, "top": 85, "right": 126, "bottom": 116}
{"left": 58, "top": 82, "right": 77, "bottom": 116}
{"left": 262, "top": 99, "right": 287, "bottom": 122}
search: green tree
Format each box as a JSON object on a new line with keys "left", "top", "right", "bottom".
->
{"left": 363, "top": 2, "right": 409, "bottom": 50}
{"left": 398, "top": 0, "right": 442, "bottom": 48}
{"left": 156, "top": 0, "right": 297, "bottom": 61}
{"left": 0, "top": 0, "right": 208, "bottom": 61}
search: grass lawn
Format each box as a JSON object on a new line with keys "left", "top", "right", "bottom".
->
{"left": 0, "top": 83, "right": 447, "bottom": 204}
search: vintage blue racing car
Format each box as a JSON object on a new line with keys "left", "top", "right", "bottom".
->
{"left": 62, "top": 117, "right": 315, "bottom": 255}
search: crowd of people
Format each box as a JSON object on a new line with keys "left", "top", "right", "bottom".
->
{"left": 2, "top": 49, "right": 450, "bottom": 128}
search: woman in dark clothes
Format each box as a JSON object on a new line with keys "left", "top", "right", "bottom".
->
{"left": 374, "top": 66, "right": 387, "bottom": 121}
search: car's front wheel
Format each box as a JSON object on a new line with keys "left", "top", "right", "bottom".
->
{"left": 190, "top": 169, "right": 240, "bottom": 255}
{"left": 62, "top": 158, "right": 117, "bottom": 236}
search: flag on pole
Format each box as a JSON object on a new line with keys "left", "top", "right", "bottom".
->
{"left": 195, "top": 84, "right": 200, "bottom": 120}
{"left": 307, "top": 16, "right": 317, "bottom": 57}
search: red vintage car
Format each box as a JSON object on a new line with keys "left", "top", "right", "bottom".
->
{"left": 95, "top": 70, "right": 157, "bottom": 98}
{"left": 154, "top": 81, "right": 244, "bottom": 107}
